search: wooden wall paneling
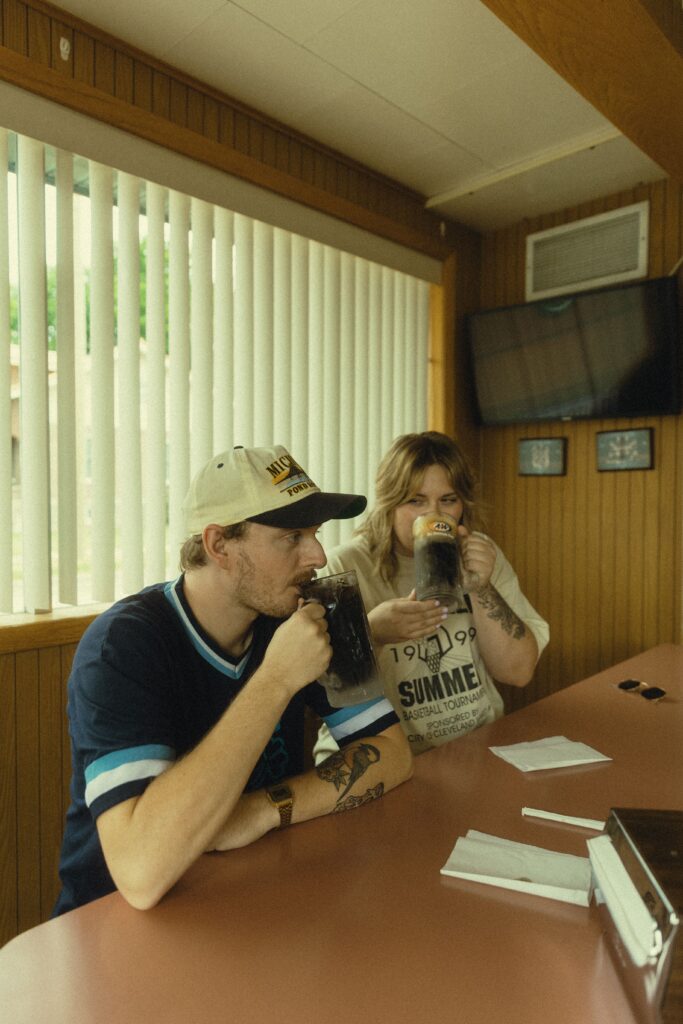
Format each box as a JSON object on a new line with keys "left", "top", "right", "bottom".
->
{"left": 543, "top": 447, "right": 565, "bottom": 694}
{"left": 335, "top": 162, "right": 349, "bottom": 203}
{"left": 675, "top": 423, "right": 683, "bottom": 645}
{"left": 186, "top": 87, "right": 203, "bottom": 135}
{"left": 218, "top": 103, "right": 234, "bottom": 148}
{"left": 298, "top": 144, "right": 315, "bottom": 186}
{"left": 93, "top": 38, "right": 114, "bottom": 95}
{"left": 248, "top": 117, "right": 264, "bottom": 161}
{"left": 655, "top": 417, "right": 679, "bottom": 644}
{"left": 261, "top": 123, "right": 277, "bottom": 170}
{"left": 2, "top": 0, "right": 27, "bottom": 53}
{"left": 169, "top": 78, "right": 188, "bottom": 129}
{"left": 345, "top": 166, "right": 360, "bottom": 206}
{"left": 113, "top": 49, "right": 133, "bottom": 104}
{"left": 642, "top": 417, "right": 664, "bottom": 649}
{"left": 571, "top": 420, "right": 591, "bottom": 682}
{"left": 626, "top": 434, "right": 647, "bottom": 654}
{"left": 72, "top": 29, "right": 94, "bottom": 85}
{"left": 203, "top": 95, "right": 219, "bottom": 142}
{"left": 151, "top": 68, "right": 170, "bottom": 120}
{"left": 556, "top": 424, "right": 575, "bottom": 688}
{"left": 26, "top": 4, "right": 48, "bottom": 63}
{"left": 60, "top": 643, "right": 76, "bottom": 825}
{"left": 15, "top": 649, "right": 40, "bottom": 933}
{"left": 132, "top": 59, "right": 152, "bottom": 111}
{"left": 38, "top": 646, "right": 64, "bottom": 920}
{"left": 232, "top": 110, "right": 249, "bottom": 155}
{"left": 286, "top": 139, "right": 302, "bottom": 182}
{"left": 596, "top": 420, "right": 617, "bottom": 670}
{"left": 511, "top": 427, "right": 530, "bottom": 671}
{"left": 610, "top": 430, "right": 631, "bottom": 663}
{"left": 274, "top": 131, "right": 289, "bottom": 176}
{"left": 0, "top": 653, "right": 18, "bottom": 946}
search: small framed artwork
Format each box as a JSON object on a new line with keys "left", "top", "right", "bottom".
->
{"left": 596, "top": 428, "right": 654, "bottom": 471}
{"left": 518, "top": 437, "right": 567, "bottom": 476}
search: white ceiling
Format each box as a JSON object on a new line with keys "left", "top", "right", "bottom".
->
{"left": 53, "top": 0, "right": 665, "bottom": 232}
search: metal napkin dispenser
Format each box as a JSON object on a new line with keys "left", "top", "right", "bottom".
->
{"left": 587, "top": 809, "right": 681, "bottom": 1024}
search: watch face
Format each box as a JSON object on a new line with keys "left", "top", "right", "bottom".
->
{"left": 269, "top": 784, "right": 292, "bottom": 803}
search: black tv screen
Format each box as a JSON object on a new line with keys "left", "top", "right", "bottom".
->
{"left": 466, "top": 276, "right": 682, "bottom": 425}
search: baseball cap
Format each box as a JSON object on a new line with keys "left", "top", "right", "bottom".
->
{"left": 183, "top": 445, "right": 367, "bottom": 534}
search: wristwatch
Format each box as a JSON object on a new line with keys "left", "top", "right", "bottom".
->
{"left": 266, "top": 782, "right": 294, "bottom": 829}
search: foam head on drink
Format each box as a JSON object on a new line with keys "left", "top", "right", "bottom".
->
{"left": 412, "top": 512, "right": 460, "bottom": 608}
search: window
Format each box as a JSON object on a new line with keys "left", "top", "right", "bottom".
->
{"left": 1, "top": 127, "right": 429, "bottom": 614}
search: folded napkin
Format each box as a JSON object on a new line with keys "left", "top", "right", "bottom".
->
{"left": 441, "top": 829, "right": 592, "bottom": 906}
{"left": 489, "top": 735, "right": 611, "bottom": 772}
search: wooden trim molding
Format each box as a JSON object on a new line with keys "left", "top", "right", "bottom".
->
{"left": 0, "top": 605, "right": 109, "bottom": 654}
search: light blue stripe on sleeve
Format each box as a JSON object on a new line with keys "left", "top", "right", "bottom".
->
{"left": 85, "top": 744, "right": 175, "bottom": 783}
{"left": 85, "top": 756, "right": 174, "bottom": 808}
{"left": 326, "top": 697, "right": 394, "bottom": 740}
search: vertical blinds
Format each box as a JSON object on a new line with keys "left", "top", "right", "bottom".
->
{"left": 2, "top": 127, "right": 429, "bottom": 614}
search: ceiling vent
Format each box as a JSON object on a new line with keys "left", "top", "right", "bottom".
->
{"left": 525, "top": 201, "right": 649, "bottom": 301}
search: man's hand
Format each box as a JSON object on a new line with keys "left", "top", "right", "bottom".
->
{"left": 260, "top": 600, "right": 332, "bottom": 696}
{"left": 368, "top": 590, "right": 448, "bottom": 645}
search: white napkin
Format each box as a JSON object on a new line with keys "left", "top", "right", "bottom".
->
{"left": 441, "top": 829, "right": 592, "bottom": 906}
{"left": 489, "top": 735, "right": 611, "bottom": 772}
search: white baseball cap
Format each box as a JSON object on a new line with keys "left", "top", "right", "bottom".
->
{"left": 183, "top": 445, "right": 366, "bottom": 534}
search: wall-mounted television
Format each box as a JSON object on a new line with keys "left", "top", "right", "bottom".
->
{"left": 466, "top": 275, "right": 682, "bottom": 425}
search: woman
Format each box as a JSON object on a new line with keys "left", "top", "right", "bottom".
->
{"left": 322, "top": 431, "right": 549, "bottom": 755}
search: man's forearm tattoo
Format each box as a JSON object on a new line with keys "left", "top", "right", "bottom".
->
{"left": 333, "top": 783, "right": 384, "bottom": 814}
{"left": 316, "top": 741, "right": 381, "bottom": 803}
{"left": 476, "top": 584, "right": 527, "bottom": 640}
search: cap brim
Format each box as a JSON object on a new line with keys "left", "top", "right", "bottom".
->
{"left": 248, "top": 491, "right": 367, "bottom": 529}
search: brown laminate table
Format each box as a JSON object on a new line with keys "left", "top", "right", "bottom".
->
{"left": 1, "top": 643, "right": 682, "bottom": 1024}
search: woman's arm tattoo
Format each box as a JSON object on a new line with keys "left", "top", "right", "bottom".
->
{"left": 476, "top": 584, "right": 527, "bottom": 640}
{"left": 316, "top": 742, "right": 381, "bottom": 802}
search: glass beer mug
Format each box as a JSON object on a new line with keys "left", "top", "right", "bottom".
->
{"left": 300, "top": 571, "right": 383, "bottom": 707}
{"left": 412, "top": 512, "right": 460, "bottom": 609}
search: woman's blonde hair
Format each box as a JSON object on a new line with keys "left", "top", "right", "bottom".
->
{"left": 179, "top": 522, "right": 247, "bottom": 571}
{"left": 356, "top": 431, "right": 483, "bottom": 582}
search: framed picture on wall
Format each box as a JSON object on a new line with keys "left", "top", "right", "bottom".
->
{"left": 596, "top": 428, "right": 654, "bottom": 471}
{"left": 518, "top": 437, "right": 567, "bottom": 476}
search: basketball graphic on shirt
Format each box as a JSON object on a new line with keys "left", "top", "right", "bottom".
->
{"left": 417, "top": 625, "right": 454, "bottom": 673}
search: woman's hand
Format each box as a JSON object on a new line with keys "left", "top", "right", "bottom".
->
{"left": 457, "top": 526, "right": 496, "bottom": 593}
{"left": 368, "top": 591, "right": 448, "bottom": 645}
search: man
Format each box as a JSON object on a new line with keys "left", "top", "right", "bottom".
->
{"left": 54, "top": 445, "right": 413, "bottom": 914}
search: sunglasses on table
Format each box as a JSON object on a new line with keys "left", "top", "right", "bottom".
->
{"left": 617, "top": 679, "right": 666, "bottom": 703}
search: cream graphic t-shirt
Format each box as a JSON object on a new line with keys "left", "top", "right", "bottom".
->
{"left": 325, "top": 534, "right": 549, "bottom": 754}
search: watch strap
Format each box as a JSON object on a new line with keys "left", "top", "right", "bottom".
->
{"left": 266, "top": 784, "right": 293, "bottom": 828}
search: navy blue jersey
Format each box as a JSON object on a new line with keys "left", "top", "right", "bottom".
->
{"left": 54, "top": 577, "right": 397, "bottom": 914}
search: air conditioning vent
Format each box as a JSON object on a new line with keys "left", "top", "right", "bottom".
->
{"left": 525, "top": 201, "right": 649, "bottom": 301}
